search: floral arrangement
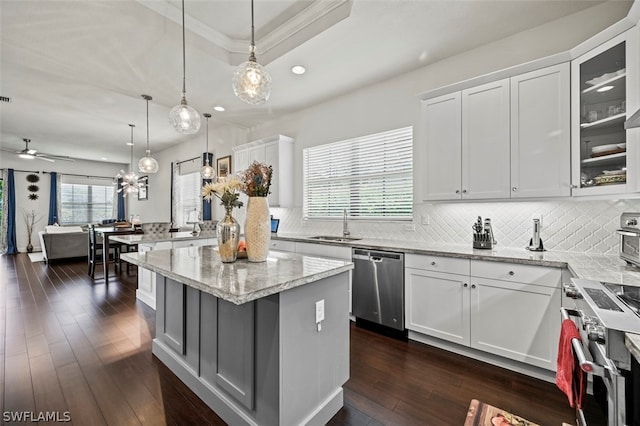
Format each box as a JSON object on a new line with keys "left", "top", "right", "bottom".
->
{"left": 241, "top": 161, "right": 273, "bottom": 197}
{"left": 202, "top": 175, "right": 244, "bottom": 210}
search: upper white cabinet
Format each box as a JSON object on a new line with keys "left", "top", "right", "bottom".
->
{"left": 233, "top": 135, "right": 294, "bottom": 207}
{"left": 571, "top": 29, "right": 639, "bottom": 196}
{"left": 510, "top": 64, "right": 571, "bottom": 197}
{"left": 420, "top": 63, "right": 570, "bottom": 201}
{"left": 461, "top": 79, "right": 511, "bottom": 199}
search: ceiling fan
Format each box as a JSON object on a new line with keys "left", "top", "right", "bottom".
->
{"left": 1, "top": 138, "right": 74, "bottom": 162}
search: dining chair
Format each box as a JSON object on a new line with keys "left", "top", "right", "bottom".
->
{"left": 87, "top": 224, "right": 119, "bottom": 279}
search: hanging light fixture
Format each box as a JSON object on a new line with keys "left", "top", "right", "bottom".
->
{"left": 232, "top": 0, "right": 272, "bottom": 105}
{"left": 117, "top": 124, "right": 144, "bottom": 195}
{"left": 139, "top": 94, "right": 159, "bottom": 174}
{"left": 201, "top": 113, "right": 215, "bottom": 179}
{"left": 169, "top": 0, "right": 201, "bottom": 134}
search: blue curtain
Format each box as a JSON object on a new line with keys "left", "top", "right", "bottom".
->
{"left": 117, "top": 178, "right": 125, "bottom": 221}
{"left": 48, "top": 172, "right": 58, "bottom": 225}
{"left": 6, "top": 169, "right": 17, "bottom": 254}
{"left": 202, "top": 152, "right": 214, "bottom": 220}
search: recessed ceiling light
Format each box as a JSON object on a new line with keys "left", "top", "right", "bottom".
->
{"left": 291, "top": 65, "right": 306, "bottom": 75}
{"left": 214, "top": 106, "right": 225, "bottom": 112}
{"left": 597, "top": 85, "right": 614, "bottom": 92}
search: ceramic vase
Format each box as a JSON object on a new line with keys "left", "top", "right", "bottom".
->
{"left": 217, "top": 207, "right": 240, "bottom": 263}
{"left": 244, "top": 196, "right": 270, "bottom": 262}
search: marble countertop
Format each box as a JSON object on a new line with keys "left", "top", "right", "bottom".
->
{"left": 110, "top": 231, "right": 217, "bottom": 245}
{"left": 274, "top": 234, "right": 640, "bottom": 286}
{"left": 120, "top": 247, "right": 353, "bottom": 305}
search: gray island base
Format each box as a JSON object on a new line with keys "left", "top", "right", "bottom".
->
{"left": 121, "top": 248, "right": 353, "bottom": 426}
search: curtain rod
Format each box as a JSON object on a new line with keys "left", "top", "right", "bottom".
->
{"left": 0, "top": 168, "right": 114, "bottom": 180}
{"left": 175, "top": 156, "right": 200, "bottom": 166}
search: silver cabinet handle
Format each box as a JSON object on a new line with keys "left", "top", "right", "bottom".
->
{"left": 471, "top": 284, "right": 476, "bottom": 289}
{"left": 570, "top": 184, "right": 578, "bottom": 189}
{"left": 463, "top": 283, "right": 468, "bottom": 288}
{"left": 512, "top": 187, "right": 517, "bottom": 192}
{"left": 509, "top": 271, "right": 515, "bottom": 276}
{"left": 431, "top": 261, "right": 436, "bottom": 266}
{"left": 455, "top": 190, "right": 460, "bottom": 194}
{"left": 462, "top": 189, "right": 467, "bottom": 194}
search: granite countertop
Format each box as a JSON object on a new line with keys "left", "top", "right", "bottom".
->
{"left": 274, "top": 234, "right": 640, "bottom": 286}
{"left": 110, "top": 231, "right": 217, "bottom": 245}
{"left": 120, "top": 247, "right": 353, "bottom": 305}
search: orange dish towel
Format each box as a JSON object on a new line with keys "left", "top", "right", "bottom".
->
{"left": 556, "top": 319, "right": 586, "bottom": 409}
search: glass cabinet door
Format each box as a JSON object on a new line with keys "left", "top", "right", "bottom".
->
{"left": 572, "top": 33, "right": 628, "bottom": 194}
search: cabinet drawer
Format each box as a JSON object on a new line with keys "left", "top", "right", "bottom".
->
{"left": 470, "top": 260, "right": 560, "bottom": 287}
{"left": 270, "top": 240, "right": 295, "bottom": 252}
{"left": 295, "top": 242, "right": 351, "bottom": 260}
{"left": 405, "top": 253, "right": 470, "bottom": 275}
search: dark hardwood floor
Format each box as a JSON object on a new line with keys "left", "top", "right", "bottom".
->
{"left": 1, "top": 253, "right": 605, "bottom": 425}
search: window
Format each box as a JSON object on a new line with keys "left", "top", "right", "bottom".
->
{"left": 173, "top": 159, "right": 202, "bottom": 227}
{"left": 303, "top": 126, "right": 413, "bottom": 220}
{"left": 60, "top": 177, "right": 114, "bottom": 225}
{"left": 0, "top": 178, "right": 3, "bottom": 224}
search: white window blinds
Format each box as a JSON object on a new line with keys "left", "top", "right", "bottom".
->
{"left": 303, "top": 126, "right": 413, "bottom": 220}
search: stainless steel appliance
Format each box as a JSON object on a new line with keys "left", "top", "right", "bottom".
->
{"left": 526, "top": 218, "right": 545, "bottom": 251}
{"left": 616, "top": 212, "right": 640, "bottom": 267}
{"left": 562, "top": 278, "right": 640, "bottom": 425}
{"left": 352, "top": 249, "right": 404, "bottom": 333}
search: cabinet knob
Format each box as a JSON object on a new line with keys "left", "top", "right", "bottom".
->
{"left": 455, "top": 190, "right": 460, "bottom": 194}
{"left": 508, "top": 271, "right": 515, "bottom": 276}
{"left": 471, "top": 284, "right": 476, "bottom": 289}
{"left": 462, "top": 189, "right": 467, "bottom": 194}
{"left": 431, "top": 261, "right": 436, "bottom": 266}
{"left": 463, "top": 283, "right": 468, "bottom": 288}
{"left": 570, "top": 184, "right": 578, "bottom": 189}
{"left": 512, "top": 187, "right": 517, "bottom": 192}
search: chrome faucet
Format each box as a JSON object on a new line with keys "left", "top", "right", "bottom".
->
{"left": 343, "top": 208, "right": 350, "bottom": 237}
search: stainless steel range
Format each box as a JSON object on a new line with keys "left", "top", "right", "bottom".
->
{"left": 562, "top": 278, "right": 640, "bottom": 426}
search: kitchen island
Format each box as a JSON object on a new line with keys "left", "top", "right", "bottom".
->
{"left": 121, "top": 247, "right": 353, "bottom": 426}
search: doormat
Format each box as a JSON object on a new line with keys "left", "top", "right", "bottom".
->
{"left": 464, "top": 399, "right": 539, "bottom": 426}
{"left": 27, "top": 252, "right": 45, "bottom": 263}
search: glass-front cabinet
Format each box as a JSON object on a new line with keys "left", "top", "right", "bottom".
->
{"left": 571, "top": 29, "right": 638, "bottom": 196}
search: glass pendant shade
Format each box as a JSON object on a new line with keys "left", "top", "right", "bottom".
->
{"left": 233, "top": 58, "right": 272, "bottom": 105}
{"left": 201, "top": 163, "right": 215, "bottom": 179}
{"left": 138, "top": 151, "right": 159, "bottom": 174}
{"left": 117, "top": 124, "right": 142, "bottom": 196}
{"left": 169, "top": 95, "right": 201, "bottom": 134}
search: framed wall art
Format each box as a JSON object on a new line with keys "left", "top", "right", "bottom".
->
{"left": 138, "top": 176, "right": 148, "bottom": 200}
{"left": 217, "top": 155, "right": 231, "bottom": 177}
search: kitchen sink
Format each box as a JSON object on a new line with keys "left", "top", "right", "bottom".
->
{"left": 309, "top": 235, "right": 362, "bottom": 242}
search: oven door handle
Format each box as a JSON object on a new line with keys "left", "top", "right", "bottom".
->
{"left": 560, "top": 308, "right": 606, "bottom": 377}
{"left": 616, "top": 229, "right": 639, "bottom": 237}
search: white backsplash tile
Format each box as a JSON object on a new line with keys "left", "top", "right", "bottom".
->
{"left": 271, "top": 198, "right": 640, "bottom": 255}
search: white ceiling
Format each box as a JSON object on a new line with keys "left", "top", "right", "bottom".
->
{"left": 0, "top": 0, "right": 617, "bottom": 164}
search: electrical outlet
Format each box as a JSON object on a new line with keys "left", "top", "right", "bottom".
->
{"left": 315, "top": 299, "right": 325, "bottom": 323}
{"left": 404, "top": 223, "right": 415, "bottom": 231}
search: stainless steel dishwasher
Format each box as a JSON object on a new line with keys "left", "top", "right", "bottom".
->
{"left": 352, "top": 248, "right": 404, "bottom": 332}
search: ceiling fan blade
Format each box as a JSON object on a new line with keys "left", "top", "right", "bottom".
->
{"left": 34, "top": 156, "right": 55, "bottom": 162}
{"left": 36, "top": 153, "right": 74, "bottom": 162}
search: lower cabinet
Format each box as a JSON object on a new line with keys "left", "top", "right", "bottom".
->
{"left": 405, "top": 254, "right": 561, "bottom": 371}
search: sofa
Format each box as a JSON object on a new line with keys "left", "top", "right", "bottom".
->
{"left": 38, "top": 225, "right": 88, "bottom": 263}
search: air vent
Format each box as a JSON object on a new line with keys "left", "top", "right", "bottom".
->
{"left": 0, "top": 96, "right": 12, "bottom": 103}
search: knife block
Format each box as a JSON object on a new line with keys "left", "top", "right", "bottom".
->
{"left": 473, "top": 233, "right": 494, "bottom": 249}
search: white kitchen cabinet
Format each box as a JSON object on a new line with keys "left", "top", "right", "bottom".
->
{"left": 571, "top": 28, "right": 639, "bottom": 196}
{"left": 405, "top": 255, "right": 470, "bottom": 346}
{"left": 136, "top": 241, "right": 171, "bottom": 309}
{"left": 510, "top": 63, "right": 571, "bottom": 197}
{"left": 405, "top": 254, "right": 561, "bottom": 371}
{"left": 232, "top": 135, "right": 294, "bottom": 207}
{"left": 421, "top": 92, "right": 462, "bottom": 201}
{"left": 420, "top": 65, "right": 571, "bottom": 201}
{"left": 461, "top": 79, "right": 511, "bottom": 199}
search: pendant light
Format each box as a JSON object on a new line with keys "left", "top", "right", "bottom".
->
{"left": 118, "top": 124, "right": 143, "bottom": 195}
{"left": 169, "top": 0, "right": 201, "bottom": 134}
{"left": 138, "top": 94, "right": 159, "bottom": 174}
{"left": 232, "top": 0, "right": 272, "bottom": 105}
{"left": 201, "top": 113, "right": 215, "bottom": 179}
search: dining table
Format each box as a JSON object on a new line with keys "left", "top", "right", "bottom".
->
{"left": 94, "top": 226, "right": 143, "bottom": 281}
